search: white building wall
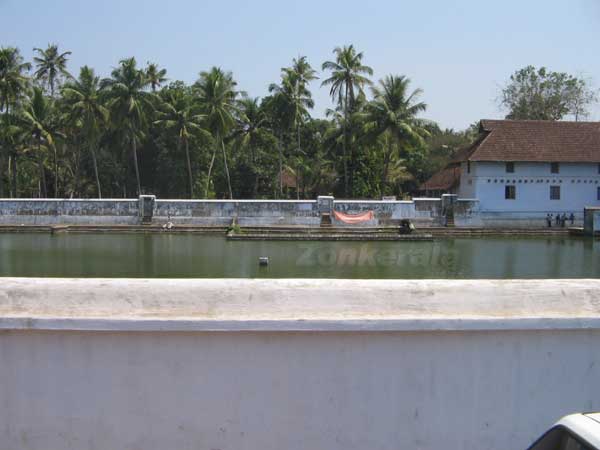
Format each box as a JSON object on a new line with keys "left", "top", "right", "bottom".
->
{"left": 458, "top": 162, "right": 600, "bottom": 214}
{"left": 458, "top": 162, "right": 477, "bottom": 198}
{"left": 1, "top": 278, "right": 600, "bottom": 450}
{"left": 2, "top": 329, "right": 599, "bottom": 450}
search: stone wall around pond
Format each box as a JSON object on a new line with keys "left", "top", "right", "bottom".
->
{"left": 0, "top": 199, "right": 140, "bottom": 225}
{"left": 0, "top": 196, "right": 586, "bottom": 228}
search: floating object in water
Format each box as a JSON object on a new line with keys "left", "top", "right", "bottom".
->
{"left": 259, "top": 256, "right": 269, "bottom": 266}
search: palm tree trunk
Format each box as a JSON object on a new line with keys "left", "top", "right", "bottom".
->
{"left": 205, "top": 144, "right": 217, "bottom": 198}
{"left": 91, "top": 143, "right": 102, "bottom": 199}
{"left": 251, "top": 145, "right": 259, "bottom": 198}
{"left": 131, "top": 132, "right": 141, "bottom": 196}
{"left": 343, "top": 84, "right": 349, "bottom": 197}
{"left": 37, "top": 136, "right": 47, "bottom": 198}
{"left": 221, "top": 137, "right": 233, "bottom": 199}
{"left": 11, "top": 154, "right": 18, "bottom": 198}
{"left": 52, "top": 144, "right": 58, "bottom": 198}
{"left": 296, "top": 124, "right": 301, "bottom": 200}
{"left": 72, "top": 137, "right": 81, "bottom": 198}
{"left": 6, "top": 155, "right": 12, "bottom": 198}
{"left": 0, "top": 151, "right": 4, "bottom": 198}
{"left": 183, "top": 136, "right": 194, "bottom": 198}
{"left": 278, "top": 131, "right": 283, "bottom": 198}
{"left": 381, "top": 137, "right": 393, "bottom": 194}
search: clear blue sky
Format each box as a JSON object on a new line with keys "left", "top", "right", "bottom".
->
{"left": 2, "top": 0, "right": 599, "bottom": 129}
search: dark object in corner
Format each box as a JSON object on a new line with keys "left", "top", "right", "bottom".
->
{"left": 399, "top": 219, "right": 415, "bottom": 234}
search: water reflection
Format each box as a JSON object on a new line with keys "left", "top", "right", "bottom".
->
{"left": 0, "top": 233, "right": 598, "bottom": 279}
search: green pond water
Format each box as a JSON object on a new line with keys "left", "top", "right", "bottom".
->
{"left": 0, "top": 232, "right": 598, "bottom": 278}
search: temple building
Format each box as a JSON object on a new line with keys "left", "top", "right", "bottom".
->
{"left": 421, "top": 120, "right": 600, "bottom": 218}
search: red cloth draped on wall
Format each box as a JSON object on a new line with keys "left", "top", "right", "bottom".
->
{"left": 333, "top": 210, "right": 374, "bottom": 224}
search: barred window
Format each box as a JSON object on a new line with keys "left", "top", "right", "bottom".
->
{"left": 550, "top": 185, "right": 560, "bottom": 200}
{"left": 506, "top": 162, "right": 515, "bottom": 173}
{"left": 551, "top": 162, "right": 560, "bottom": 174}
{"left": 505, "top": 185, "right": 516, "bottom": 200}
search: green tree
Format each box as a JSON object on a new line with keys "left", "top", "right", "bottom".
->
{"left": 195, "top": 67, "right": 239, "bottom": 199}
{"left": 155, "top": 86, "right": 208, "bottom": 197}
{"left": 62, "top": 66, "right": 109, "bottom": 197}
{"left": 21, "top": 86, "right": 60, "bottom": 197}
{"left": 145, "top": 62, "right": 167, "bottom": 93}
{"left": 322, "top": 45, "right": 373, "bottom": 196}
{"left": 33, "top": 44, "right": 71, "bottom": 97}
{"left": 500, "top": 66, "right": 598, "bottom": 121}
{"left": 0, "top": 47, "right": 31, "bottom": 197}
{"left": 103, "top": 57, "right": 156, "bottom": 195}
{"left": 269, "top": 56, "right": 317, "bottom": 198}
{"left": 365, "top": 75, "right": 429, "bottom": 193}
{"left": 233, "top": 96, "right": 274, "bottom": 197}
{"left": 261, "top": 92, "right": 293, "bottom": 197}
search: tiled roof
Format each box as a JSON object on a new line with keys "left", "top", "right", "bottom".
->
{"left": 279, "top": 169, "right": 297, "bottom": 188}
{"left": 420, "top": 165, "right": 461, "bottom": 191}
{"left": 460, "top": 120, "right": 600, "bottom": 162}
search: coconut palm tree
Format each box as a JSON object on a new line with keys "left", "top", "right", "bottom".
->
{"left": 0, "top": 47, "right": 31, "bottom": 197}
{"left": 233, "top": 96, "right": 273, "bottom": 197}
{"left": 0, "top": 47, "right": 31, "bottom": 115}
{"left": 154, "top": 87, "right": 208, "bottom": 198}
{"left": 62, "top": 66, "right": 109, "bottom": 197}
{"left": 33, "top": 44, "right": 71, "bottom": 97}
{"left": 102, "top": 57, "right": 156, "bottom": 195}
{"left": 195, "top": 67, "right": 239, "bottom": 199}
{"left": 261, "top": 92, "right": 293, "bottom": 197}
{"left": 322, "top": 45, "right": 373, "bottom": 196}
{"left": 269, "top": 57, "right": 316, "bottom": 199}
{"left": 287, "top": 57, "right": 317, "bottom": 199}
{"left": 364, "top": 75, "right": 429, "bottom": 192}
{"left": 145, "top": 62, "right": 167, "bottom": 92}
{"left": 21, "top": 86, "right": 60, "bottom": 197}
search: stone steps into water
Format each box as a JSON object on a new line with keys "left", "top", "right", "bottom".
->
{"left": 227, "top": 232, "right": 433, "bottom": 241}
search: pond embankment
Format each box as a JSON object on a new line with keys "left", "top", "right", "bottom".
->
{"left": 0, "top": 195, "right": 587, "bottom": 230}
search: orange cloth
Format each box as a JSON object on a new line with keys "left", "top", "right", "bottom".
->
{"left": 333, "top": 210, "right": 374, "bottom": 224}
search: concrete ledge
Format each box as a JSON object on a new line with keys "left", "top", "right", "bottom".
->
{"left": 1, "top": 278, "right": 599, "bottom": 332}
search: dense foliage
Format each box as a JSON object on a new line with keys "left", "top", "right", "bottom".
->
{"left": 500, "top": 66, "right": 597, "bottom": 121}
{"left": 2, "top": 45, "right": 587, "bottom": 200}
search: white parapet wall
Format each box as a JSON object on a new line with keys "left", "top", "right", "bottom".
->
{"left": 2, "top": 197, "right": 581, "bottom": 228}
{"left": 1, "top": 278, "right": 600, "bottom": 450}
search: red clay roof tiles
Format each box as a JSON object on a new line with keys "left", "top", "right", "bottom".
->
{"left": 463, "top": 120, "right": 600, "bottom": 162}
{"left": 420, "top": 166, "right": 461, "bottom": 191}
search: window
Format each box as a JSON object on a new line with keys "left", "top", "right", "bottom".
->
{"left": 467, "top": 161, "right": 471, "bottom": 173}
{"left": 597, "top": 187, "right": 600, "bottom": 201}
{"left": 598, "top": 163, "right": 600, "bottom": 174}
{"left": 505, "top": 185, "right": 516, "bottom": 200}
{"left": 551, "top": 162, "right": 560, "bottom": 173}
{"left": 550, "top": 185, "right": 560, "bottom": 200}
{"left": 506, "top": 162, "right": 515, "bottom": 173}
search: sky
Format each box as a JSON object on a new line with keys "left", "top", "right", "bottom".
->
{"left": 1, "top": 0, "right": 600, "bottom": 130}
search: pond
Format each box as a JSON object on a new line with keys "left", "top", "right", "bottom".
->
{"left": 0, "top": 232, "right": 598, "bottom": 278}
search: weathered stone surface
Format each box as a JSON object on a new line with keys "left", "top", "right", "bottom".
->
{"left": 0, "top": 196, "right": 582, "bottom": 227}
{"left": 1, "top": 279, "right": 600, "bottom": 450}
